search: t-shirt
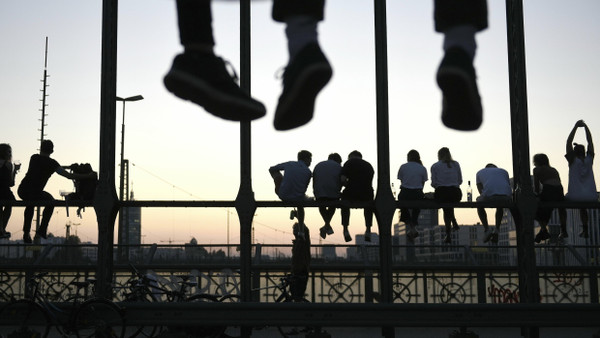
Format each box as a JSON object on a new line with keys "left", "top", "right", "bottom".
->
{"left": 397, "top": 161, "right": 428, "bottom": 189}
{"left": 431, "top": 160, "right": 462, "bottom": 188}
{"left": 312, "top": 160, "right": 342, "bottom": 199}
{"left": 341, "top": 158, "right": 374, "bottom": 200}
{"left": 476, "top": 167, "right": 511, "bottom": 197}
{"left": 18, "top": 154, "right": 60, "bottom": 193}
{"left": 269, "top": 160, "right": 311, "bottom": 202}
{"left": 565, "top": 152, "right": 598, "bottom": 201}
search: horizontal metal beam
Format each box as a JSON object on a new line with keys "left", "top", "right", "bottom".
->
{"left": 56, "top": 302, "right": 600, "bottom": 327}
{"left": 2, "top": 199, "right": 599, "bottom": 210}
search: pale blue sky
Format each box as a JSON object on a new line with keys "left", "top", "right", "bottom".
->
{"left": 1, "top": 1, "right": 599, "bottom": 245}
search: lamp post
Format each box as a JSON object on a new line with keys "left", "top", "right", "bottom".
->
{"left": 116, "top": 95, "right": 143, "bottom": 258}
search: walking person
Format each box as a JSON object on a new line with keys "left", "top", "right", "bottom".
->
{"left": 340, "top": 151, "right": 374, "bottom": 242}
{"left": 475, "top": 163, "right": 512, "bottom": 243}
{"left": 312, "top": 153, "right": 342, "bottom": 239}
{"left": 0, "top": 144, "right": 19, "bottom": 239}
{"left": 397, "top": 150, "right": 428, "bottom": 241}
{"left": 532, "top": 153, "right": 567, "bottom": 243}
{"left": 564, "top": 120, "right": 597, "bottom": 238}
{"left": 431, "top": 147, "right": 462, "bottom": 244}
{"left": 18, "top": 140, "right": 95, "bottom": 244}
{"left": 269, "top": 150, "right": 313, "bottom": 237}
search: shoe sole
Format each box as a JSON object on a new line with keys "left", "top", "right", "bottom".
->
{"left": 437, "top": 67, "right": 482, "bottom": 131}
{"left": 164, "top": 69, "right": 266, "bottom": 121}
{"left": 274, "top": 63, "right": 332, "bottom": 131}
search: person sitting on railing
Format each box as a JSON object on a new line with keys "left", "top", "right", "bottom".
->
{"left": 17, "top": 140, "right": 95, "bottom": 244}
{"left": 431, "top": 147, "right": 462, "bottom": 244}
{"left": 340, "top": 150, "right": 374, "bottom": 243}
{"left": 397, "top": 150, "right": 428, "bottom": 242}
{"left": 532, "top": 153, "right": 567, "bottom": 243}
{"left": 475, "top": 163, "right": 512, "bottom": 244}
{"left": 0, "top": 143, "right": 19, "bottom": 239}
{"left": 564, "top": 120, "right": 597, "bottom": 239}
{"left": 313, "top": 153, "right": 342, "bottom": 239}
{"left": 269, "top": 150, "right": 313, "bottom": 238}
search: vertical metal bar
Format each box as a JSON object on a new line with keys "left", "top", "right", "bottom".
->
{"left": 236, "top": 0, "right": 256, "bottom": 308}
{"left": 505, "top": 1, "right": 539, "bottom": 337}
{"left": 373, "top": 0, "right": 395, "bottom": 336}
{"left": 94, "top": 0, "right": 120, "bottom": 299}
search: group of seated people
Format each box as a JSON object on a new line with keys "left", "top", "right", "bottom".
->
{"left": 269, "top": 121, "right": 597, "bottom": 246}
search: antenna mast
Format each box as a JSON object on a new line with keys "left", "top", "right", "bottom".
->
{"left": 39, "top": 37, "right": 49, "bottom": 147}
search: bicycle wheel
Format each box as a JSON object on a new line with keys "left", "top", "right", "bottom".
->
{"left": 123, "top": 291, "right": 161, "bottom": 338}
{"left": 0, "top": 299, "right": 51, "bottom": 338}
{"left": 75, "top": 299, "right": 125, "bottom": 338}
{"left": 166, "top": 294, "right": 223, "bottom": 338}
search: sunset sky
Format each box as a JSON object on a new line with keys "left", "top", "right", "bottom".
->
{"left": 1, "top": 0, "right": 599, "bottom": 245}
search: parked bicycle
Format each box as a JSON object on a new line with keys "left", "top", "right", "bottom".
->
{"left": 0, "top": 271, "right": 125, "bottom": 338}
{"left": 121, "top": 264, "right": 240, "bottom": 338}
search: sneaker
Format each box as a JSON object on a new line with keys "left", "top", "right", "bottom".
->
{"left": 451, "top": 219, "right": 460, "bottom": 232}
{"left": 579, "top": 229, "right": 590, "bottom": 238}
{"left": 443, "top": 234, "right": 452, "bottom": 244}
{"left": 490, "top": 232, "right": 499, "bottom": 244}
{"left": 534, "top": 229, "right": 550, "bottom": 243}
{"left": 274, "top": 43, "right": 332, "bottom": 131}
{"left": 36, "top": 230, "right": 48, "bottom": 239}
{"left": 343, "top": 227, "right": 352, "bottom": 243}
{"left": 436, "top": 47, "right": 482, "bottom": 131}
{"left": 483, "top": 228, "right": 495, "bottom": 243}
{"left": 164, "top": 52, "right": 266, "bottom": 121}
{"left": 364, "top": 229, "right": 371, "bottom": 242}
{"left": 0, "top": 230, "right": 10, "bottom": 239}
{"left": 558, "top": 231, "right": 569, "bottom": 241}
{"left": 23, "top": 233, "right": 32, "bottom": 244}
{"left": 319, "top": 224, "right": 334, "bottom": 239}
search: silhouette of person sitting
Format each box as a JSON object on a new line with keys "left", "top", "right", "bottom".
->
{"left": 340, "top": 151, "right": 374, "bottom": 243}
{"left": 397, "top": 150, "right": 428, "bottom": 242}
{"left": 565, "top": 120, "right": 597, "bottom": 238}
{"left": 532, "top": 153, "right": 567, "bottom": 243}
{"left": 475, "top": 163, "right": 512, "bottom": 244}
{"left": 312, "top": 153, "right": 342, "bottom": 239}
{"left": 431, "top": 147, "right": 462, "bottom": 244}
{"left": 18, "top": 140, "right": 95, "bottom": 244}
{"left": 0, "top": 144, "right": 19, "bottom": 239}
{"left": 269, "top": 150, "right": 313, "bottom": 236}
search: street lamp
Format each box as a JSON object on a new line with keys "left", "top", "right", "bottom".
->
{"left": 116, "top": 95, "right": 143, "bottom": 258}
{"left": 116, "top": 95, "right": 143, "bottom": 202}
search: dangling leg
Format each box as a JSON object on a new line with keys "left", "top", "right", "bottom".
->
{"left": 272, "top": 0, "right": 332, "bottom": 130}
{"left": 164, "top": 0, "right": 266, "bottom": 121}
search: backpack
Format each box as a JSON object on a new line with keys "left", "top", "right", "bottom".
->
{"left": 66, "top": 163, "right": 98, "bottom": 217}
{"left": 68, "top": 163, "right": 98, "bottom": 200}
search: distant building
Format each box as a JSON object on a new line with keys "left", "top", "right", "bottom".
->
{"left": 346, "top": 233, "right": 379, "bottom": 261}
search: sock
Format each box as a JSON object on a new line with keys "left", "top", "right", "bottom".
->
{"left": 443, "top": 25, "right": 477, "bottom": 60}
{"left": 285, "top": 16, "right": 318, "bottom": 61}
